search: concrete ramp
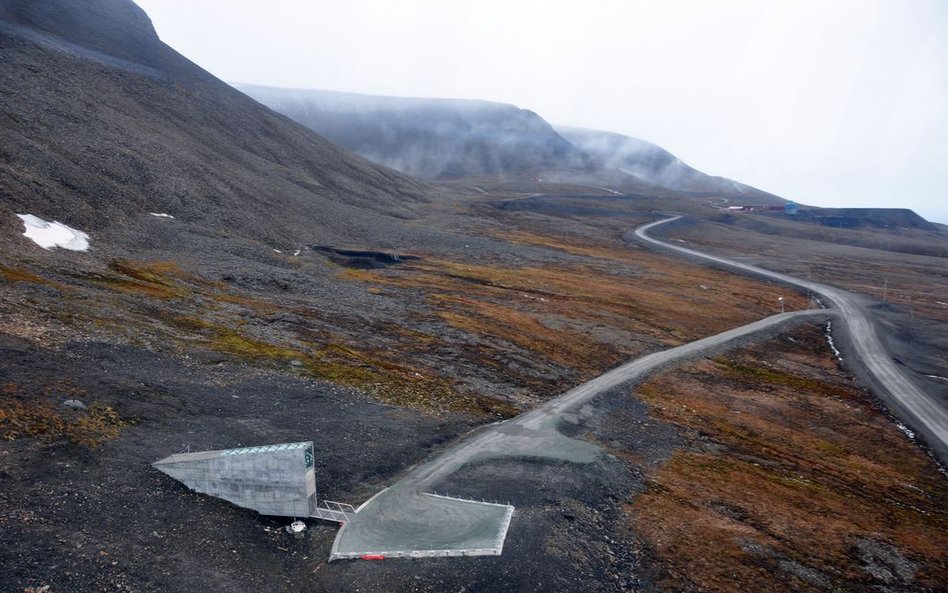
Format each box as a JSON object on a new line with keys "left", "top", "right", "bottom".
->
{"left": 153, "top": 442, "right": 316, "bottom": 517}
{"left": 331, "top": 487, "right": 514, "bottom": 560}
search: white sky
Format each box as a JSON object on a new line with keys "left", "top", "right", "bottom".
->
{"left": 135, "top": 0, "right": 948, "bottom": 223}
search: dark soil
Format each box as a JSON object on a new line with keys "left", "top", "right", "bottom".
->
{"left": 310, "top": 246, "right": 422, "bottom": 269}
{"left": 317, "top": 384, "right": 680, "bottom": 593}
{"left": 2, "top": 3, "right": 946, "bottom": 592}
{"left": 0, "top": 328, "right": 679, "bottom": 593}
{"left": 0, "top": 332, "right": 476, "bottom": 593}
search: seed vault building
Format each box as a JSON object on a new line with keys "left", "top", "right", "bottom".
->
{"left": 153, "top": 442, "right": 318, "bottom": 517}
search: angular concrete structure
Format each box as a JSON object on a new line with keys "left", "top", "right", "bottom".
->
{"left": 153, "top": 442, "right": 316, "bottom": 517}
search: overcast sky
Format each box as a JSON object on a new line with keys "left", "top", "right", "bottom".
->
{"left": 135, "top": 0, "right": 948, "bottom": 223}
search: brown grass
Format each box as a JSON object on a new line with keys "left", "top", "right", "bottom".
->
{"left": 435, "top": 294, "right": 623, "bottom": 372}
{"left": 168, "top": 316, "right": 516, "bottom": 417}
{"left": 68, "top": 260, "right": 191, "bottom": 299}
{"left": 629, "top": 325, "right": 948, "bottom": 591}
{"left": 0, "top": 264, "right": 69, "bottom": 291}
{"left": 46, "top": 258, "right": 515, "bottom": 417}
{"left": 339, "top": 248, "right": 810, "bottom": 397}
{"left": 0, "top": 383, "right": 137, "bottom": 448}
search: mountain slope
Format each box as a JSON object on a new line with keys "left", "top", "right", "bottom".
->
{"left": 237, "top": 84, "right": 591, "bottom": 180}
{"left": 238, "top": 84, "right": 787, "bottom": 205}
{"left": 0, "top": 0, "right": 427, "bottom": 253}
{"left": 558, "top": 126, "right": 786, "bottom": 205}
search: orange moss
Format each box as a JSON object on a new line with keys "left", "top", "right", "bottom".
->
{"left": 0, "top": 383, "right": 137, "bottom": 448}
{"left": 0, "top": 264, "right": 69, "bottom": 291}
{"left": 435, "top": 294, "right": 622, "bottom": 372}
{"left": 337, "top": 250, "right": 810, "bottom": 400}
{"left": 629, "top": 326, "right": 948, "bottom": 591}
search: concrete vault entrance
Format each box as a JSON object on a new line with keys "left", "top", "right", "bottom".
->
{"left": 153, "top": 441, "right": 353, "bottom": 520}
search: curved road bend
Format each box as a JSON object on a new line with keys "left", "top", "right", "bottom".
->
{"left": 334, "top": 216, "right": 947, "bottom": 558}
{"left": 333, "top": 294, "right": 832, "bottom": 556}
{"left": 634, "top": 216, "right": 948, "bottom": 462}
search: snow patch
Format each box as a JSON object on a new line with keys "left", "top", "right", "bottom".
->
{"left": 896, "top": 422, "right": 915, "bottom": 440}
{"left": 925, "top": 374, "right": 948, "bottom": 382}
{"left": 825, "top": 321, "right": 843, "bottom": 361}
{"left": 149, "top": 212, "right": 174, "bottom": 219}
{"left": 17, "top": 214, "right": 89, "bottom": 251}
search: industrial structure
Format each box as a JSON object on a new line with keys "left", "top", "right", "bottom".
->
{"left": 153, "top": 441, "right": 354, "bottom": 522}
{"left": 154, "top": 441, "right": 515, "bottom": 560}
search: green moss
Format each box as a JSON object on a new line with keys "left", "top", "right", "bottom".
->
{"left": 714, "top": 357, "right": 844, "bottom": 396}
{"left": 168, "top": 315, "right": 514, "bottom": 416}
{"left": 211, "top": 329, "right": 301, "bottom": 361}
{"left": 0, "top": 384, "right": 138, "bottom": 448}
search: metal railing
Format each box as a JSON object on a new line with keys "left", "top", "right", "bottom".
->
{"left": 311, "top": 500, "right": 356, "bottom": 523}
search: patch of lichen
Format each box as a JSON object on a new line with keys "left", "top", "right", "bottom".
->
{"left": 169, "top": 316, "right": 515, "bottom": 417}
{"left": 712, "top": 356, "right": 855, "bottom": 399}
{"left": 434, "top": 294, "right": 624, "bottom": 373}
{"left": 0, "top": 383, "right": 138, "bottom": 448}
{"left": 68, "top": 260, "right": 190, "bottom": 300}
{"left": 0, "top": 263, "right": 70, "bottom": 291}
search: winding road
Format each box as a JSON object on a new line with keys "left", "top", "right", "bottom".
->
{"left": 330, "top": 215, "right": 947, "bottom": 560}
{"left": 634, "top": 216, "right": 948, "bottom": 461}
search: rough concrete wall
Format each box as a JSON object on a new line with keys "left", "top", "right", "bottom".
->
{"left": 154, "top": 443, "right": 316, "bottom": 517}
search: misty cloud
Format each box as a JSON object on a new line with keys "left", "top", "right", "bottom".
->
{"left": 137, "top": 0, "right": 948, "bottom": 222}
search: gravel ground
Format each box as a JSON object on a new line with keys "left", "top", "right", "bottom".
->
{"left": 0, "top": 333, "right": 476, "bottom": 593}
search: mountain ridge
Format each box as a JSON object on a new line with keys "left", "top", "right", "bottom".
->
{"left": 557, "top": 125, "right": 786, "bottom": 205}
{"left": 238, "top": 84, "right": 787, "bottom": 205}
{"left": 237, "top": 84, "right": 592, "bottom": 180}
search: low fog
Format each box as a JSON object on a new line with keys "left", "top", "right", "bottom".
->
{"left": 237, "top": 85, "right": 589, "bottom": 179}
{"left": 136, "top": 0, "right": 948, "bottom": 223}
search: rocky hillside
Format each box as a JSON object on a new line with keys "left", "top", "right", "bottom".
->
{"left": 237, "top": 85, "right": 592, "bottom": 179}
{"left": 0, "top": 0, "right": 427, "bottom": 254}
{"left": 558, "top": 126, "right": 786, "bottom": 205}
{"left": 795, "top": 207, "right": 937, "bottom": 230}
{"left": 238, "top": 84, "right": 788, "bottom": 205}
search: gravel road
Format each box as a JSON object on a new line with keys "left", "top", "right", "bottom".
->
{"left": 332, "top": 223, "right": 834, "bottom": 558}
{"left": 633, "top": 215, "right": 948, "bottom": 464}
